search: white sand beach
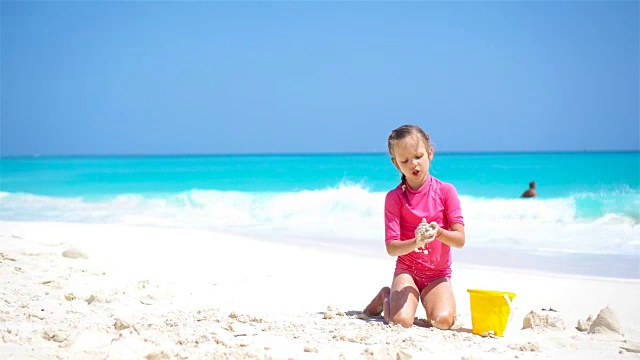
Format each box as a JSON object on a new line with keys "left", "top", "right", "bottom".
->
{"left": 1, "top": 220, "right": 639, "bottom": 359}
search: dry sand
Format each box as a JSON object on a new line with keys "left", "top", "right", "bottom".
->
{"left": 1, "top": 220, "right": 639, "bottom": 359}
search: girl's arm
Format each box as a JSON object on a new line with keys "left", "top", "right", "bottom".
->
{"left": 436, "top": 223, "right": 465, "bottom": 249}
{"left": 385, "top": 222, "right": 465, "bottom": 256}
{"left": 385, "top": 237, "right": 423, "bottom": 257}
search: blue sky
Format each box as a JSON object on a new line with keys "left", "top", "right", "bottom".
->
{"left": 1, "top": 1, "right": 638, "bottom": 156}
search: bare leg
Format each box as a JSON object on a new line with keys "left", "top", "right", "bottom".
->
{"left": 382, "top": 293, "right": 390, "bottom": 323}
{"left": 363, "top": 286, "right": 390, "bottom": 316}
{"left": 420, "top": 277, "right": 456, "bottom": 330}
{"left": 388, "top": 273, "right": 420, "bottom": 327}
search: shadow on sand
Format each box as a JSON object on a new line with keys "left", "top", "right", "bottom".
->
{"left": 337, "top": 310, "right": 474, "bottom": 334}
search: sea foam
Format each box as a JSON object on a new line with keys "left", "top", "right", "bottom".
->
{"left": 1, "top": 184, "right": 638, "bottom": 256}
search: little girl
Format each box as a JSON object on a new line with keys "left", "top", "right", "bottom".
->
{"left": 364, "top": 124, "right": 466, "bottom": 329}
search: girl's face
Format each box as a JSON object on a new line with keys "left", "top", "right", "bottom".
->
{"left": 391, "top": 136, "right": 434, "bottom": 191}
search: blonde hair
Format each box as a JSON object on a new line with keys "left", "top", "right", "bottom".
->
{"left": 387, "top": 125, "right": 432, "bottom": 191}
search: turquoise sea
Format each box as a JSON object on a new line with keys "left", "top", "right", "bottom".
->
{"left": 1, "top": 152, "right": 638, "bottom": 278}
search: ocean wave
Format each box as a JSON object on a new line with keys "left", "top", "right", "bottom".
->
{"left": 1, "top": 184, "right": 638, "bottom": 256}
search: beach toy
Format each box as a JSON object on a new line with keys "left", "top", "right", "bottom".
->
{"left": 467, "top": 289, "right": 516, "bottom": 337}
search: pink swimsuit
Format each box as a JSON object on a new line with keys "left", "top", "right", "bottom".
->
{"left": 384, "top": 176, "right": 464, "bottom": 292}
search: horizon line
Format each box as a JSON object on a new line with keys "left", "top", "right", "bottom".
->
{"left": 1, "top": 149, "right": 639, "bottom": 159}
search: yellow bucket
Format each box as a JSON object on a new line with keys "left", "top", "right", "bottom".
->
{"left": 467, "top": 289, "right": 516, "bottom": 337}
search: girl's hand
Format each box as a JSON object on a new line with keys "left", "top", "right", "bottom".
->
{"left": 414, "top": 219, "right": 439, "bottom": 248}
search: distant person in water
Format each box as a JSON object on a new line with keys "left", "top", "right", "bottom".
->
{"left": 521, "top": 181, "right": 537, "bottom": 198}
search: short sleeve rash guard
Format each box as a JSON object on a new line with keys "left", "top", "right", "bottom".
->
{"left": 384, "top": 176, "right": 464, "bottom": 278}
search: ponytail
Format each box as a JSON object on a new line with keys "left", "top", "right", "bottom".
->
{"left": 388, "top": 125, "right": 432, "bottom": 193}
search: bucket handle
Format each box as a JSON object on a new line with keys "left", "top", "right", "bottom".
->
{"left": 504, "top": 293, "right": 513, "bottom": 324}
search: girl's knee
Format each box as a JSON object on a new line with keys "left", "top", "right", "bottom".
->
{"left": 430, "top": 312, "right": 455, "bottom": 330}
{"left": 390, "top": 313, "right": 415, "bottom": 328}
